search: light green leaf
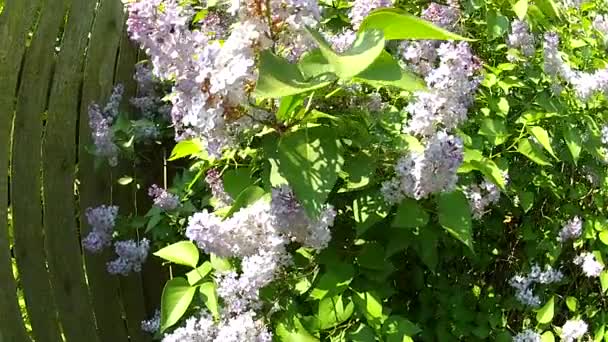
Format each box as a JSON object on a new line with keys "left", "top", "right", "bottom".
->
{"left": 536, "top": 296, "right": 554, "bottom": 324}
{"left": 223, "top": 186, "right": 266, "bottom": 219}
{"left": 169, "top": 139, "right": 206, "bottom": 161}
{"left": 565, "top": 296, "right": 578, "bottom": 312}
{"left": 160, "top": 278, "right": 197, "bottom": 332}
{"left": 382, "top": 316, "right": 422, "bottom": 342}
{"left": 210, "top": 253, "right": 232, "bottom": 272}
{"left": 601, "top": 270, "right": 608, "bottom": 293}
{"left": 536, "top": 0, "right": 560, "bottom": 18}
{"left": 541, "top": 331, "right": 555, "bottom": 342}
{"left": 437, "top": 191, "right": 474, "bottom": 252}
{"left": 600, "top": 231, "right": 608, "bottom": 245}
{"left": 528, "top": 126, "right": 558, "bottom": 159}
{"left": 517, "top": 139, "right": 552, "bottom": 166}
{"left": 487, "top": 10, "right": 510, "bottom": 39}
{"left": 563, "top": 126, "right": 582, "bottom": 164}
{"left": 392, "top": 198, "right": 429, "bottom": 228}
{"left": 353, "top": 291, "right": 386, "bottom": 330}
{"left": 478, "top": 118, "right": 509, "bottom": 145}
{"left": 513, "top": 0, "right": 529, "bottom": 19}
{"left": 354, "top": 50, "right": 425, "bottom": 91}
{"left": 310, "top": 264, "right": 354, "bottom": 300}
{"left": 317, "top": 295, "right": 355, "bottom": 330}
{"left": 254, "top": 50, "right": 335, "bottom": 98}
{"left": 276, "top": 314, "right": 319, "bottom": 342}
{"left": 199, "top": 282, "right": 219, "bottom": 318}
{"left": 358, "top": 8, "right": 471, "bottom": 41}
{"left": 186, "top": 261, "right": 213, "bottom": 286}
{"left": 275, "top": 126, "right": 344, "bottom": 219}
{"left": 117, "top": 176, "right": 133, "bottom": 185}
{"left": 306, "top": 27, "right": 386, "bottom": 79}
{"left": 154, "top": 241, "right": 199, "bottom": 268}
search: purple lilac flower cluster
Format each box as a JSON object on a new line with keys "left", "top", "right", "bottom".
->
{"left": 463, "top": 179, "right": 501, "bottom": 220}
{"left": 82, "top": 205, "right": 119, "bottom": 253}
{"left": 88, "top": 85, "right": 124, "bottom": 166}
{"left": 513, "top": 329, "right": 542, "bottom": 342}
{"left": 507, "top": 20, "right": 536, "bottom": 61}
{"left": 558, "top": 216, "right": 583, "bottom": 242}
{"left": 141, "top": 310, "right": 160, "bottom": 334}
{"left": 509, "top": 264, "right": 563, "bottom": 307}
{"left": 349, "top": 0, "right": 393, "bottom": 29}
{"left": 204, "top": 169, "right": 233, "bottom": 208}
{"left": 148, "top": 184, "right": 180, "bottom": 211}
{"left": 107, "top": 239, "right": 150, "bottom": 276}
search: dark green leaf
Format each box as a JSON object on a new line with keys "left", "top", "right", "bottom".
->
{"left": 382, "top": 316, "right": 422, "bottom": 342}
{"left": 223, "top": 186, "right": 266, "bottom": 219}
{"left": 392, "top": 198, "right": 429, "bottom": 228}
{"left": 309, "top": 263, "right": 354, "bottom": 300}
{"left": 517, "top": 139, "right": 553, "bottom": 166}
{"left": 437, "top": 191, "right": 474, "bottom": 251}
{"left": 354, "top": 51, "right": 425, "bottom": 91}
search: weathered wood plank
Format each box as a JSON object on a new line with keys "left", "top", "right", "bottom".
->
{"left": 78, "top": 0, "right": 130, "bottom": 340}
{"left": 0, "top": 0, "right": 36, "bottom": 340}
{"left": 41, "top": 0, "right": 104, "bottom": 339}
{"left": 10, "top": 0, "right": 68, "bottom": 340}
{"left": 113, "top": 29, "right": 150, "bottom": 342}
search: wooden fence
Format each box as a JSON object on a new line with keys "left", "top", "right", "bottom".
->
{"left": 0, "top": 0, "right": 164, "bottom": 341}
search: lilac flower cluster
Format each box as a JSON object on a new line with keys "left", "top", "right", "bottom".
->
{"left": 205, "top": 169, "right": 233, "bottom": 208}
{"left": 509, "top": 264, "right": 564, "bottom": 307}
{"left": 463, "top": 179, "right": 501, "bottom": 220}
{"left": 141, "top": 310, "right": 160, "bottom": 334}
{"left": 162, "top": 310, "right": 272, "bottom": 342}
{"left": 82, "top": 205, "right": 119, "bottom": 253}
{"left": 148, "top": 184, "right": 180, "bottom": 211}
{"left": 507, "top": 20, "right": 536, "bottom": 60}
{"left": 561, "top": 319, "right": 588, "bottom": 342}
{"left": 593, "top": 14, "right": 608, "bottom": 44}
{"left": 107, "top": 239, "right": 150, "bottom": 276}
{"left": 131, "top": 63, "right": 170, "bottom": 121}
{"left": 601, "top": 125, "right": 608, "bottom": 145}
{"left": 558, "top": 216, "right": 583, "bottom": 242}
{"left": 513, "top": 329, "right": 541, "bottom": 342}
{"left": 544, "top": 32, "right": 608, "bottom": 100}
{"left": 88, "top": 85, "right": 124, "bottom": 166}
{"left": 574, "top": 252, "right": 604, "bottom": 277}
{"left": 381, "top": 131, "right": 464, "bottom": 202}
{"left": 349, "top": 0, "right": 393, "bottom": 29}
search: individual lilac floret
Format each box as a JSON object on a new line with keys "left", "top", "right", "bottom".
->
{"left": 381, "top": 131, "right": 464, "bottom": 202}
{"left": 509, "top": 264, "right": 563, "bottom": 307}
{"left": 513, "top": 329, "right": 542, "bottom": 342}
{"left": 205, "top": 169, "right": 233, "bottom": 208}
{"left": 463, "top": 180, "right": 501, "bottom": 220}
{"left": 349, "top": 0, "right": 393, "bottom": 29}
{"left": 148, "top": 184, "right": 180, "bottom": 211}
{"left": 82, "top": 205, "right": 119, "bottom": 253}
{"left": 507, "top": 20, "right": 536, "bottom": 60}
{"left": 141, "top": 310, "right": 160, "bottom": 334}
{"left": 558, "top": 216, "right": 583, "bottom": 242}
{"left": 88, "top": 84, "right": 124, "bottom": 166}
{"left": 561, "top": 319, "right": 588, "bottom": 342}
{"left": 107, "top": 239, "right": 150, "bottom": 276}
{"left": 574, "top": 252, "right": 604, "bottom": 277}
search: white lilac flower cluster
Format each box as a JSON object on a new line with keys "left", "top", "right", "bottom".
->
{"left": 544, "top": 32, "right": 608, "bottom": 100}
{"left": 141, "top": 310, "right": 161, "bottom": 334}
{"left": 506, "top": 19, "right": 536, "bottom": 61}
{"left": 463, "top": 179, "right": 501, "bottom": 220}
{"left": 601, "top": 125, "right": 608, "bottom": 145}
{"left": 88, "top": 85, "right": 124, "bottom": 166}
{"left": 205, "top": 168, "right": 234, "bottom": 208}
{"left": 162, "top": 310, "right": 272, "bottom": 342}
{"left": 574, "top": 252, "right": 604, "bottom": 277}
{"left": 148, "top": 184, "right": 180, "bottom": 211}
{"left": 381, "top": 131, "right": 463, "bottom": 202}
{"left": 124, "top": 0, "right": 319, "bottom": 157}
{"left": 593, "top": 14, "right": 608, "bottom": 45}
{"left": 107, "top": 239, "right": 151, "bottom": 276}
{"left": 82, "top": 205, "right": 119, "bottom": 253}
{"left": 186, "top": 186, "right": 335, "bottom": 311}
{"left": 558, "top": 216, "right": 583, "bottom": 242}
{"left": 513, "top": 329, "right": 542, "bottom": 342}
{"left": 509, "top": 264, "right": 564, "bottom": 307}
{"left": 561, "top": 319, "right": 588, "bottom": 342}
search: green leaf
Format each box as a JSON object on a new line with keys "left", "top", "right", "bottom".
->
{"left": 513, "top": 0, "right": 529, "bottom": 19}
{"left": 276, "top": 314, "right": 319, "bottom": 342}
{"left": 528, "top": 126, "right": 558, "bottom": 160}
{"left": 160, "top": 278, "right": 197, "bottom": 332}
{"left": 487, "top": 10, "right": 510, "bottom": 39}
{"left": 437, "top": 191, "right": 474, "bottom": 251}
{"left": 358, "top": 8, "right": 471, "bottom": 41}
{"left": 275, "top": 126, "right": 344, "bottom": 218}
{"left": 353, "top": 291, "right": 386, "bottom": 330}
{"left": 186, "top": 261, "right": 213, "bottom": 286}
{"left": 600, "top": 231, "right": 608, "bottom": 245}
{"left": 199, "top": 282, "right": 219, "bottom": 318}
{"left": 536, "top": 0, "right": 560, "bottom": 18}
{"left": 563, "top": 126, "right": 582, "bottom": 164}
{"left": 352, "top": 190, "right": 390, "bottom": 236}
{"left": 517, "top": 139, "right": 552, "bottom": 166}
{"left": 222, "top": 168, "right": 253, "bottom": 198}
{"left": 169, "top": 139, "right": 206, "bottom": 161}
{"left": 154, "top": 241, "right": 200, "bottom": 268}
{"left": 317, "top": 295, "right": 355, "bottom": 330}
{"left": 357, "top": 242, "right": 387, "bottom": 270}
{"left": 254, "top": 50, "right": 335, "bottom": 98}
{"left": 392, "top": 198, "right": 429, "bottom": 228}
{"left": 541, "top": 331, "right": 555, "bottom": 342}
{"left": 224, "top": 186, "right": 266, "bottom": 219}
{"left": 348, "top": 324, "right": 376, "bottom": 342}
{"left": 276, "top": 95, "right": 303, "bottom": 123}
{"left": 519, "top": 191, "right": 535, "bottom": 213}
{"left": 382, "top": 316, "right": 422, "bottom": 342}
{"left": 565, "top": 296, "right": 578, "bottom": 312}
{"left": 298, "top": 49, "right": 335, "bottom": 79}
{"left": 117, "top": 176, "right": 133, "bottom": 185}
{"left": 354, "top": 50, "right": 425, "bottom": 91}
{"left": 601, "top": 270, "right": 608, "bottom": 293}
{"left": 306, "top": 27, "right": 386, "bottom": 79}
{"left": 309, "top": 263, "right": 354, "bottom": 300}
{"left": 478, "top": 118, "right": 509, "bottom": 145}
{"left": 339, "top": 153, "right": 375, "bottom": 192}
{"left": 536, "top": 296, "right": 554, "bottom": 324}
{"left": 210, "top": 253, "right": 232, "bottom": 272}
